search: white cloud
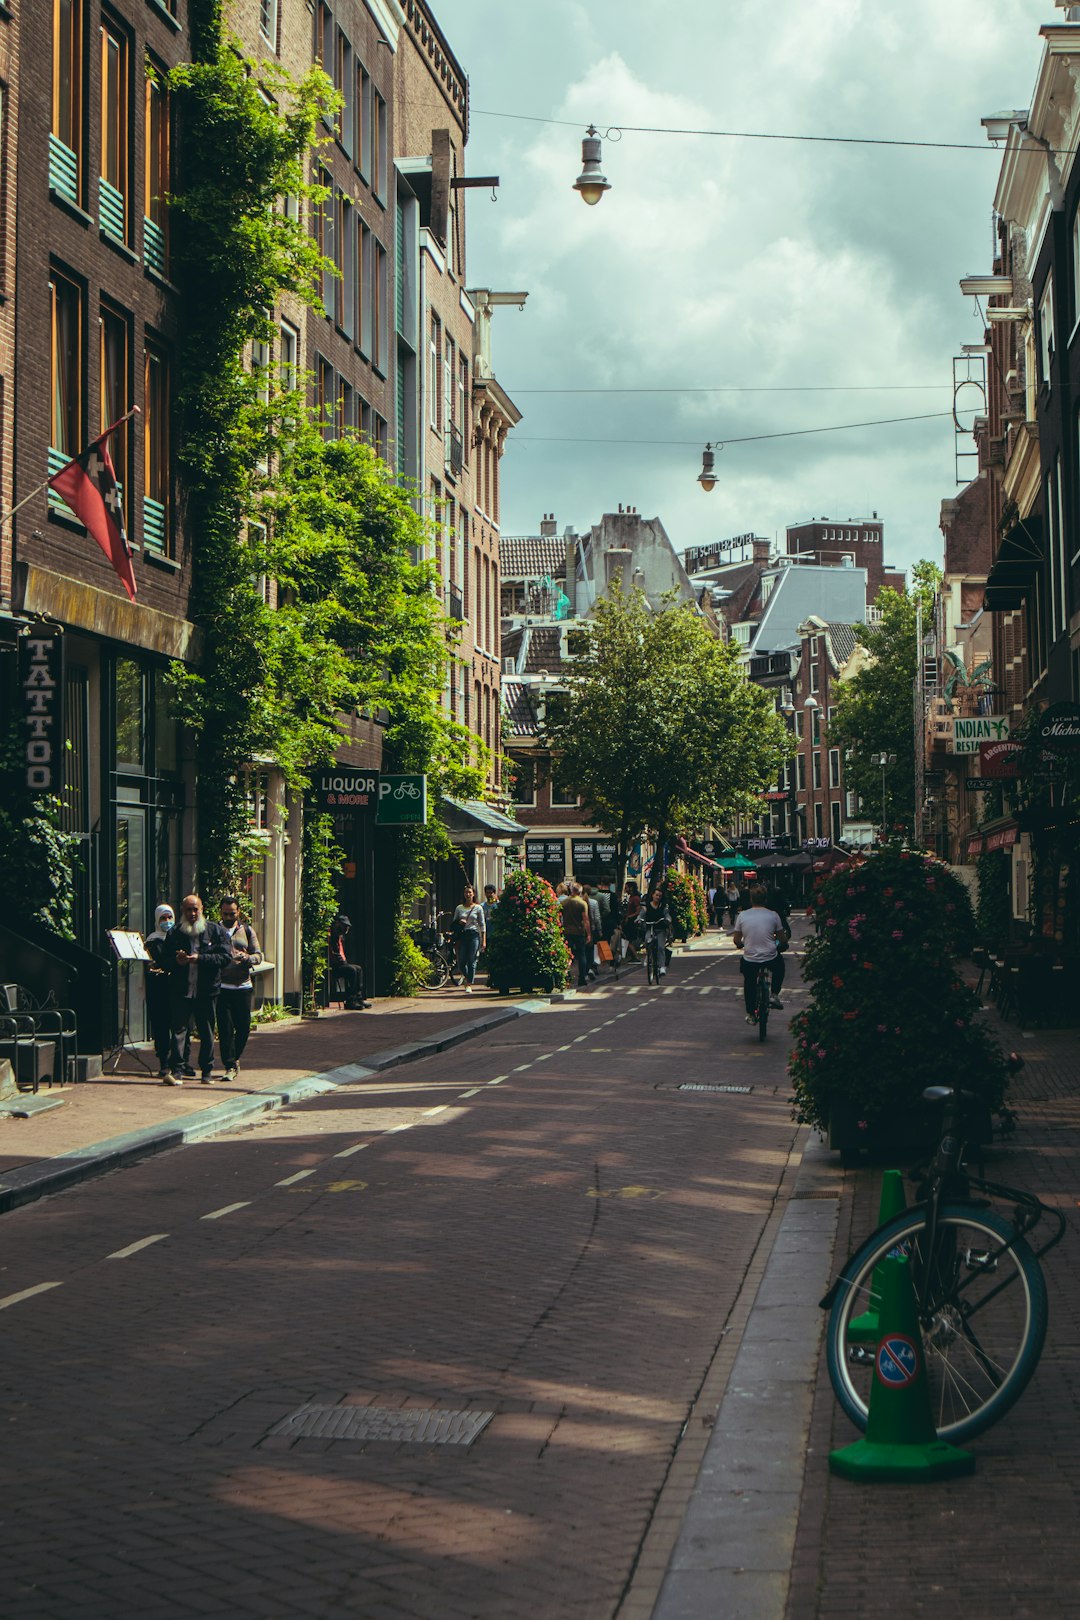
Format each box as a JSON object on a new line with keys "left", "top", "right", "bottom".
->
{"left": 447, "top": 0, "right": 1050, "bottom": 569}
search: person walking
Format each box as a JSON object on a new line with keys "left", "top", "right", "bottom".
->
{"left": 482, "top": 884, "right": 499, "bottom": 927}
{"left": 158, "top": 894, "right": 233, "bottom": 1083}
{"left": 216, "top": 896, "right": 263, "bottom": 1081}
{"left": 329, "top": 914, "right": 368, "bottom": 1008}
{"left": 733, "top": 884, "right": 789, "bottom": 1023}
{"left": 452, "top": 885, "right": 486, "bottom": 993}
{"left": 618, "top": 881, "right": 642, "bottom": 960}
{"left": 723, "top": 879, "right": 741, "bottom": 928}
{"left": 560, "top": 881, "right": 592, "bottom": 987}
{"left": 143, "top": 904, "right": 178, "bottom": 1080}
{"left": 582, "top": 884, "right": 602, "bottom": 981}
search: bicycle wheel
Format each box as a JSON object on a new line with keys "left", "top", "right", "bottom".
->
{"left": 757, "top": 972, "right": 769, "bottom": 1041}
{"left": 826, "top": 1202, "right": 1048, "bottom": 1443}
{"left": 419, "top": 950, "right": 451, "bottom": 991}
{"left": 646, "top": 939, "right": 658, "bottom": 986}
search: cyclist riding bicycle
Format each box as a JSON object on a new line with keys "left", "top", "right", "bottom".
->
{"left": 733, "top": 884, "right": 789, "bottom": 1024}
{"left": 640, "top": 884, "right": 672, "bottom": 979}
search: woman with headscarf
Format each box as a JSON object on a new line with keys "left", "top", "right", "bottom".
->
{"left": 144, "top": 903, "right": 181, "bottom": 1080}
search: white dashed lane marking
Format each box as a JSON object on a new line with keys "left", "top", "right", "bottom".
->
{"left": 0, "top": 1282, "right": 63, "bottom": 1311}
{"left": 201, "top": 1202, "right": 251, "bottom": 1221}
{"left": 423, "top": 1105, "right": 449, "bottom": 1116}
{"left": 334, "top": 1143, "right": 369, "bottom": 1158}
{"left": 107, "top": 1234, "right": 169, "bottom": 1259}
{"left": 459, "top": 1087, "right": 482, "bottom": 1098}
{"left": 277, "top": 1169, "right": 317, "bottom": 1185}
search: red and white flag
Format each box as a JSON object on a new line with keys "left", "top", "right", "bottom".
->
{"left": 47, "top": 428, "right": 137, "bottom": 603}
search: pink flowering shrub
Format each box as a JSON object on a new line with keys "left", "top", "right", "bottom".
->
{"left": 790, "top": 845, "right": 1011, "bottom": 1137}
{"left": 485, "top": 868, "right": 570, "bottom": 992}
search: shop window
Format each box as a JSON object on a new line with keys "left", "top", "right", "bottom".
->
{"left": 115, "top": 657, "right": 145, "bottom": 769}
{"left": 154, "top": 670, "right": 179, "bottom": 775}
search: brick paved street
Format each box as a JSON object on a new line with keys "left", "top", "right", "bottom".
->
{"left": 0, "top": 932, "right": 811, "bottom": 1619}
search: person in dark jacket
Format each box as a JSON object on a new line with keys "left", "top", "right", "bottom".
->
{"left": 330, "top": 914, "right": 368, "bottom": 1008}
{"left": 157, "top": 893, "right": 234, "bottom": 1084}
{"left": 143, "top": 903, "right": 179, "bottom": 1080}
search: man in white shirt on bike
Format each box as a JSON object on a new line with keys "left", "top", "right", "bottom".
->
{"left": 733, "top": 885, "right": 789, "bottom": 1023}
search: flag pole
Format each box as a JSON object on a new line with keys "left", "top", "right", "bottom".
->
{"left": 0, "top": 406, "right": 141, "bottom": 534}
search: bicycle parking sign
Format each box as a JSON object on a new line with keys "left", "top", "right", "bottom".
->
{"left": 376, "top": 773, "right": 427, "bottom": 824}
{"left": 877, "top": 1335, "right": 919, "bottom": 1387}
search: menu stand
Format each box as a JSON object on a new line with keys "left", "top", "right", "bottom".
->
{"left": 105, "top": 929, "right": 155, "bottom": 1075}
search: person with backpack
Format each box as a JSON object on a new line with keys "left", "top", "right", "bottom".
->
{"left": 217, "top": 896, "right": 264, "bottom": 1081}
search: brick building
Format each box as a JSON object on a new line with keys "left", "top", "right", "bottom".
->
{"left": 1, "top": 0, "right": 525, "bottom": 1035}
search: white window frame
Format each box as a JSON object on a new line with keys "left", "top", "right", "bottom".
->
{"left": 1038, "top": 274, "right": 1055, "bottom": 385}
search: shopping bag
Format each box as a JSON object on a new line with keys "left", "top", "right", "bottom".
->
{"left": 596, "top": 940, "right": 614, "bottom": 964}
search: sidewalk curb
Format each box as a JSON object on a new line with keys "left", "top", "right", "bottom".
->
{"left": 0, "top": 1000, "right": 546, "bottom": 1217}
{"left": 646, "top": 1129, "right": 843, "bottom": 1620}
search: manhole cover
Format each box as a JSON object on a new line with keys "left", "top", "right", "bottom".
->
{"left": 269, "top": 1404, "right": 493, "bottom": 1445}
{"left": 678, "top": 1083, "right": 752, "bottom": 1094}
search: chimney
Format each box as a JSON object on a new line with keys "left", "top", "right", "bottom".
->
{"left": 752, "top": 538, "right": 771, "bottom": 563}
{"left": 540, "top": 513, "right": 557, "bottom": 536}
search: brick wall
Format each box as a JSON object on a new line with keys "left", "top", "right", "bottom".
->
{"left": 14, "top": 0, "right": 189, "bottom": 632}
{"left": 0, "top": 4, "right": 19, "bottom": 609}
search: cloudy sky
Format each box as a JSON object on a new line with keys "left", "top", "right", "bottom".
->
{"left": 442, "top": 0, "right": 1052, "bottom": 574}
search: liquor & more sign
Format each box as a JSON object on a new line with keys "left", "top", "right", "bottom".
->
{"left": 951, "top": 716, "right": 1010, "bottom": 755}
{"left": 314, "top": 770, "right": 427, "bottom": 824}
{"left": 19, "top": 631, "right": 64, "bottom": 793}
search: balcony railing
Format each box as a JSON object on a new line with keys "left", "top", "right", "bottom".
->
{"left": 143, "top": 497, "right": 167, "bottom": 553}
{"left": 143, "top": 216, "right": 166, "bottom": 277}
{"left": 99, "top": 178, "right": 126, "bottom": 243}
{"left": 49, "top": 136, "right": 79, "bottom": 206}
{"left": 447, "top": 585, "right": 464, "bottom": 621}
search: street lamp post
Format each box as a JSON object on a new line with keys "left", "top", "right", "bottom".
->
{"left": 873, "top": 751, "right": 896, "bottom": 840}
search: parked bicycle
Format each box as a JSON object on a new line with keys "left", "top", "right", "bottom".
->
{"left": 416, "top": 920, "right": 456, "bottom": 992}
{"left": 821, "top": 1081, "right": 1065, "bottom": 1442}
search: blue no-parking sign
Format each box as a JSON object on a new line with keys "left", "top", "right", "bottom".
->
{"left": 877, "top": 1335, "right": 919, "bottom": 1387}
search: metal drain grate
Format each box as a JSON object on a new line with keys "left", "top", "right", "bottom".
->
{"left": 269, "top": 1404, "right": 494, "bottom": 1445}
{"left": 678, "top": 1083, "right": 752, "bottom": 1094}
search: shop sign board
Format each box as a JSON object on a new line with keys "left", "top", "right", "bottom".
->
{"left": 966, "top": 778, "right": 997, "bottom": 791}
{"left": 1038, "top": 702, "right": 1080, "bottom": 754}
{"left": 526, "top": 840, "right": 566, "bottom": 868}
{"left": 18, "top": 631, "right": 64, "bottom": 793}
{"left": 978, "top": 739, "right": 1022, "bottom": 778}
{"left": 314, "top": 770, "right": 428, "bottom": 821}
{"left": 952, "top": 716, "right": 1009, "bottom": 754}
{"left": 571, "top": 838, "right": 617, "bottom": 869}
{"left": 376, "top": 774, "right": 427, "bottom": 824}
{"left": 314, "top": 770, "right": 379, "bottom": 813}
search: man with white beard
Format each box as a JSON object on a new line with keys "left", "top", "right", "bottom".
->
{"left": 157, "top": 893, "right": 234, "bottom": 1084}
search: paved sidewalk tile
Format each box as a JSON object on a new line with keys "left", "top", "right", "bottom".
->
{"left": 790, "top": 977, "right": 1080, "bottom": 1620}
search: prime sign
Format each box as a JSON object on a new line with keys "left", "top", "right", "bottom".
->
{"left": 18, "top": 632, "right": 64, "bottom": 793}
{"left": 951, "top": 716, "right": 1010, "bottom": 755}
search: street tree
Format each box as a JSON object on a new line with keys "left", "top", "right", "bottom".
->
{"left": 544, "top": 586, "right": 789, "bottom": 887}
{"left": 828, "top": 561, "right": 941, "bottom": 839}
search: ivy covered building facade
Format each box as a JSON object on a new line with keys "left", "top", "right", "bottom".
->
{"left": 0, "top": 0, "right": 522, "bottom": 1048}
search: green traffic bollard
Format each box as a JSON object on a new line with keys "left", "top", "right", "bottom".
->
{"left": 847, "top": 1169, "right": 907, "bottom": 1344}
{"left": 830, "top": 1254, "right": 975, "bottom": 1482}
